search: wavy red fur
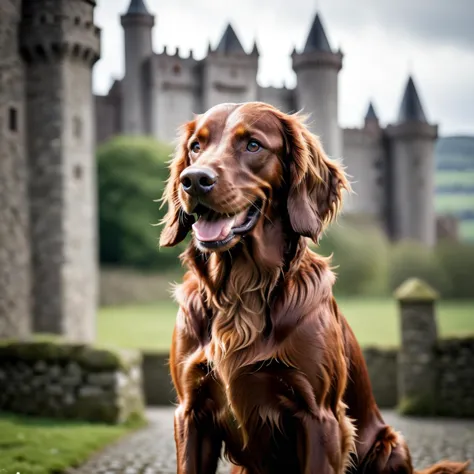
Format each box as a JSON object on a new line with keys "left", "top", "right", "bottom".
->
{"left": 160, "top": 102, "right": 472, "bottom": 474}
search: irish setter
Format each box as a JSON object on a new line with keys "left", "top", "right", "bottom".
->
{"left": 159, "top": 102, "right": 472, "bottom": 474}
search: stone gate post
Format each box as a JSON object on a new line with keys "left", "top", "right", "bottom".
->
{"left": 394, "top": 278, "right": 439, "bottom": 415}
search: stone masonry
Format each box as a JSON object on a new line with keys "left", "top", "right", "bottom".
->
{"left": 0, "top": 0, "right": 31, "bottom": 339}
{"left": 395, "top": 278, "right": 439, "bottom": 415}
{"left": 437, "top": 337, "right": 474, "bottom": 418}
{"left": 0, "top": 0, "right": 101, "bottom": 341}
{"left": 0, "top": 340, "right": 145, "bottom": 424}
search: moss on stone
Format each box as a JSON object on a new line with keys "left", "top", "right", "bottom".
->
{"left": 397, "top": 393, "right": 436, "bottom": 416}
{"left": 0, "top": 339, "right": 141, "bottom": 372}
{"left": 394, "top": 278, "right": 439, "bottom": 302}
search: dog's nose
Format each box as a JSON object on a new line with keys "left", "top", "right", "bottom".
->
{"left": 180, "top": 167, "right": 217, "bottom": 196}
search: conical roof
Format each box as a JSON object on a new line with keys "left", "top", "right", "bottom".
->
{"left": 125, "top": 0, "right": 151, "bottom": 15}
{"left": 215, "top": 24, "right": 246, "bottom": 54}
{"left": 397, "top": 76, "right": 427, "bottom": 123}
{"left": 365, "top": 101, "right": 378, "bottom": 121}
{"left": 303, "top": 13, "right": 332, "bottom": 53}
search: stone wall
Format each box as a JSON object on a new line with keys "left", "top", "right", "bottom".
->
{"left": 141, "top": 351, "right": 176, "bottom": 406}
{"left": 0, "top": 0, "right": 31, "bottom": 339}
{"left": 0, "top": 340, "right": 145, "bottom": 424}
{"left": 436, "top": 337, "right": 474, "bottom": 418}
{"left": 363, "top": 347, "right": 398, "bottom": 408}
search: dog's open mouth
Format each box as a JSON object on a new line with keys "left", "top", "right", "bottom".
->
{"left": 191, "top": 200, "right": 262, "bottom": 249}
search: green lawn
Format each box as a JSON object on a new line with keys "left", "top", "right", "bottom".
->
{"left": 0, "top": 412, "right": 140, "bottom": 474}
{"left": 435, "top": 170, "right": 474, "bottom": 186}
{"left": 435, "top": 194, "right": 474, "bottom": 212}
{"left": 97, "top": 298, "right": 474, "bottom": 351}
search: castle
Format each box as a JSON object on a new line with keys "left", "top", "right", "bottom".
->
{"left": 0, "top": 0, "right": 439, "bottom": 341}
{"left": 96, "top": 0, "right": 439, "bottom": 248}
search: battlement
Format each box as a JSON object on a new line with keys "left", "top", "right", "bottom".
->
{"left": 385, "top": 121, "right": 438, "bottom": 140}
{"left": 292, "top": 49, "right": 343, "bottom": 71}
{"left": 20, "top": 1, "right": 100, "bottom": 66}
{"left": 204, "top": 51, "right": 259, "bottom": 69}
{"left": 156, "top": 46, "right": 199, "bottom": 65}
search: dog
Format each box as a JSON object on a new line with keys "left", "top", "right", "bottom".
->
{"left": 159, "top": 101, "right": 472, "bottom": 474}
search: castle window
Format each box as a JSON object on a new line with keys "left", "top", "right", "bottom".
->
{"left": 73, "top": 165, "right": 83, "bottom": 180}
{"left": 172, "top": 64, "right": 181, "bottom": 75}
{"left": 74, "top": 17, "right": 81, "bottom": 26}
{"left": 9, "top": 107, "right": 18, "bottom": 132}
{"left": 73, "top": 116, "right": 83, "bottom": 139}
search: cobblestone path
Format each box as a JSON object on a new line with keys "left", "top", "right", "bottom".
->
{"left": 72, "top": 408, "right": 474, "bottom": 474}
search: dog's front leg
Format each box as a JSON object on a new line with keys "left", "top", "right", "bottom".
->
{"left": 174, "top": 402, "right": 222, "bottom": 474}
{"left": 172, "top": 345, "right": 224, "bottom": 474}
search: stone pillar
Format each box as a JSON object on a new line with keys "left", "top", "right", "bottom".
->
{"left": 394, "top": 278, "right": 438, "bottom": 415}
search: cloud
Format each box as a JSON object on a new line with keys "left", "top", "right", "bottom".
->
{"left": 92, "top": 0, "right": 474, "bottom": 135}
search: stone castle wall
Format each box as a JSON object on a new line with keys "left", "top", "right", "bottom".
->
{"left": 0, "top": 0, "right": 31, "bottom": 339}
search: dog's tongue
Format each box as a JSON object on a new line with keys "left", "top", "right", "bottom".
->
{"left": 192, "top": 210, "right": 247, "bottom": 242}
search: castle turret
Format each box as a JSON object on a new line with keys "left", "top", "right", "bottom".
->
{"left": 20, "top": 0, "right": 101, "bottom": 342}
{"left": 0, "top": 0, "right": 31, "bottom": 338}
{"left": 292, "top": 13, "right": 343, "bottom": 158}
{"left": 386, "top": 76, "right": 438, "bottom": 246}
{"left": 364, "top": 101, "right": 379, "bottom": 131}
{"left": 121, "top": 0, "right": 154, "bottom": 134}
{"left": 203, "top": 23, "right": 259, "bottom": 110}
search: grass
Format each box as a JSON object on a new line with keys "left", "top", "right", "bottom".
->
{"left": 0, "top": 412, "right": 141, "bottom": 474}
{"left": 460, "top": 220, "right": 474, "bottom": 241}
{"left": 97, "top": 298, "right": 474, "bottom": 350}
{"left": 435, "top": 194, "right": 474, "bottom": 212}
{"left": 436, "top": 170, "right": 474, "bottom": 186}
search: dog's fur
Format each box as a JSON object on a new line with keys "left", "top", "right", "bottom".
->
{"left": 160, "top": 102, "right": 472, "bottom": 474}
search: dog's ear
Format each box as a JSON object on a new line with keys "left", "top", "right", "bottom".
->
{"left": 159, "top": 120, "right": 196, "bottom": 247}
{"left": 282, "top": 114, "right": 350, "bottom": 244}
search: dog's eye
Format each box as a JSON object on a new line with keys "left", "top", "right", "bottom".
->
{"left": 246, "top": 140, "right": 261, "bottom": 152}
{"left": 190, "top": 142, "right": 201, "bottom": 154}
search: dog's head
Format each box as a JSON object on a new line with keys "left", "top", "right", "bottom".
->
{"left": 160, "top": 102, "right": 349, "bottom": 253}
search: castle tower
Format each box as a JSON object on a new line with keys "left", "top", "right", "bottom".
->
{"left": 20, "top": 0, "right": 101, "bottom": 342}
{"left": 121, "top": 0, "right": 154, "bottom": 135}
{"left": 386, "top": 76, "right": 438, "bottom": 246}
{"left": 0, "top": 0, "right": 31, "bottom": 338}
{"left": 203, "top": 23, "right": 259, "bottom": 110}
{"left": 292, "top": 13, "right": 343, "bottom": 159}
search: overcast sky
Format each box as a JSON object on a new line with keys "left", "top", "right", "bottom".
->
{"left": 93, "top": 0, "right": 474, "bottom": 136}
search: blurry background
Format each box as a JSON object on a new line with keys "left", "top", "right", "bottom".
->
{"left": 93, "top": 0, "right": 474, "bottom": 351}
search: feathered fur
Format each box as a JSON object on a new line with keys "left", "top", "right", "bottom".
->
{"left": 160, "top": 102, "right": 472, "bottom": 474}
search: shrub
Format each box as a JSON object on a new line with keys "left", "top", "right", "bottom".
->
{"left": 388, "top": 241, "right": 452, "bottom": 296}
{"left": 97, "top": 135, "right": 185, "bottom": 270}
{"left": 435, "top": 241, "right": 474, "bottom": 299}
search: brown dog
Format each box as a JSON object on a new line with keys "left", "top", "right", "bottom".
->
{"left": 160, "top": 102, "right": 471, "bottom": 474}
